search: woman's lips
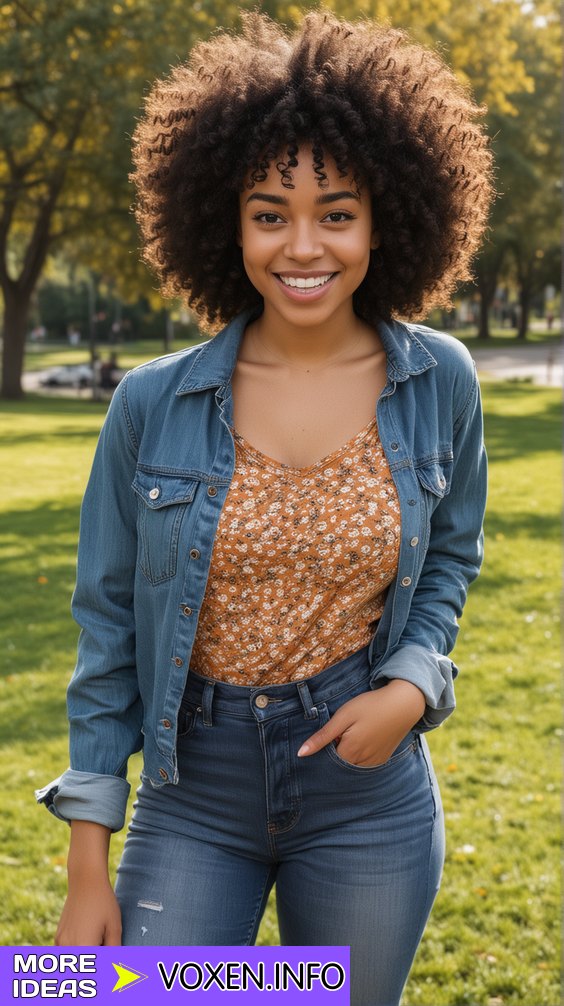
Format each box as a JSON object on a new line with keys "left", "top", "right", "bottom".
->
{"left": 273, "top": 272, "right": 339, "bottom": 302}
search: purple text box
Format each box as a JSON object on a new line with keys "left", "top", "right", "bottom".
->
{"left": 1, "top": 946, "right": 350, "bottom": 1004}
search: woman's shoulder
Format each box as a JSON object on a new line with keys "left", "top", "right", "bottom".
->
{"left": 124, "top": 341, "right": 209, "bottom": 391}
{"left": 381, "top": 318, "right": 476, "bottom": 390}
{"left": 403, "top": 322, "right": 475, "bottom": 373}
{"left": 120, "top": 309, "right": 255, "bottom": 405}
{"left": 383, "top": 320, "right": 479, "bottom": 425}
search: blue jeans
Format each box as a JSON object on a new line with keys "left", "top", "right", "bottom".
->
{"left": 114, "top": 646, "right": 444, "bottom": 1006}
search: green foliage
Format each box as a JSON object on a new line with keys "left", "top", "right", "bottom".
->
{"left": 323, "top": 0, "right": 533, "bottom": 115}
{"left": 0, "top": 384, "right": 560, "bottom": 1006}
{"left": 0, "top": 0, "right": 223, "bottom": 289}
{"left": 467, "top": 0, "right": 561, "bottom": 335}
{"left": 1, "top": 0, "right": 559, "bottom": 393}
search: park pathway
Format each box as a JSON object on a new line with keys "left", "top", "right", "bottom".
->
{"left": 468, "top": 342, "right": 562, "bottom": 386}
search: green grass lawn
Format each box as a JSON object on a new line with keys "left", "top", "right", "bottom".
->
{"left": 0, "top": 385, "right": 560, "bottom": 1005}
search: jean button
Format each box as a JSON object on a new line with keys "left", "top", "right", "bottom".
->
{"left": 255, "top": 694, "right": 269, "bottom": 708}
{"left": 207, "top": 486, "right": 218, "bottom": 497}
{"left": 149, "top": 488, "right": 160, "bottom": 500}
{"left": 190, "top": 549, "right": 200, "bottom": 560}
{"left": 174, "top": 657, "right": 183, "bottom": 667}
{"left": 410, "top": 537, "right": 418, "bottom": 546}
{"left": 401, "top": 576, "right": 412, "bottom": 586}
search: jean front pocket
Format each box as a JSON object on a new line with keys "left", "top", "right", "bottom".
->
{"left": 133, "top": 468, "right": 198, "bottom": 585}
{"left": 177, "top": 698, "right": 200, "bottom": 739}
{"left": 317, "top": 701, "right": 416, "bottom": 774}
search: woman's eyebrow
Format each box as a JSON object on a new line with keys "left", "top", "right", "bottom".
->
{"left": 315, "top": 190, "right": 360, "bottom": 204}
{"left": 245, "top": 193, "right": 289, "bottom": 207}
{"left": 244, "top": 190, "right": 359, "bottom": 207}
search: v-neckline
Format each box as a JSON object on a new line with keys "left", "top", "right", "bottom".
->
{"left": 231, "top": 416, "right": 379, "bottom": 476}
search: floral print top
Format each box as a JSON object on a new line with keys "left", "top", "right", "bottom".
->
{"left": 190, "top": 416, "right": 401, "bottom": 685}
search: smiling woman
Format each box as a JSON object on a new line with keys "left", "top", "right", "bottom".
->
{"left": 37, "top": 10, "right": 490, "bottom": 1006}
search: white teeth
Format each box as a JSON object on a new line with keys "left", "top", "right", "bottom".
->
{"left": 280, "top": 274, "right": 333, "bottom": 289}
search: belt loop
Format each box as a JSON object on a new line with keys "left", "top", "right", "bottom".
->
{"left": 297, "top": 680, "right": 318, "bottom": 720}
{"left": 202, "top": 680, "right": 215, "bottom": 727}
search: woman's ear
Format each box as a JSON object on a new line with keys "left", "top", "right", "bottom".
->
{"left": 371, "top": 230, "right": 381, "bottom": 251}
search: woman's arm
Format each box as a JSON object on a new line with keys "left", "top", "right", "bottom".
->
{"left": 37, "top": 374, "right": 143, "bottom": 831}
{"left": 55, "top": 821, "right": 121, "bottom": 946}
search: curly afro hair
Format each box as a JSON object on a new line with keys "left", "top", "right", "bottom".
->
{"left": 131, "top": 10, "right": 494, "bottom": 329}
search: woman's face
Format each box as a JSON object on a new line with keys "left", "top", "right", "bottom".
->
{"left": 238, "top": 148, "right": 379, "bottom": 329}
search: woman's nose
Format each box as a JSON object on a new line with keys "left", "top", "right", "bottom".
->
{"left": 284, "top": 221, "right": 324, "bottom": 263}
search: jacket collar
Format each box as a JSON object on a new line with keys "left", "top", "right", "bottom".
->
{"left": 377, "top": 318, "right": 437, "bottom": 382}
{"left": 175, "top": 305, "right": 436, "bottom": 395}
{"left": 176, "top": 305, "right": 261, "bottom": 395}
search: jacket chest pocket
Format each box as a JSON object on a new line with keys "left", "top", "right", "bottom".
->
{"left": 413, "top": 455, "right": 453, "bottom": 549}
{"left": 133, "top": 470, "right": 198, "bottom": 585}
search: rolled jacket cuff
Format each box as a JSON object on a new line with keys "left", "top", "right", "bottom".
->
{"left": 35, "top": 768, "right": 131, "bottom": 833}
{"left": 370, "top": 643, "right": 457, "bottom": 732}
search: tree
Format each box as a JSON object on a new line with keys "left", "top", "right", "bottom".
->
{"left": 502, "top": 0, "right": 561, "bottom": 337}
{"left": 462, "top": 0, "right": 561, "bottom": 337}
{"left": 0, "top": 0, "right": 540, "bottom": 397}
{"left": 0, "top": 0, "right": 243, "bottom": 399}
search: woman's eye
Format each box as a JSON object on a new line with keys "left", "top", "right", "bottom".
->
{"left": 323, "top": 211, "right": 354, "bottom": 223}
{"left": 255, "top": 212, "right": 283, "bottom": 225}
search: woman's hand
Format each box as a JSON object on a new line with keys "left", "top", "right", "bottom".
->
{"left": 297, "top": 679, "right": 426, "bottom": 767}
{"left": 55, "top": 878, "right": 122, "bottom": 947}
{"left": 54, "top": 820, "right": 121, "bottom": 946}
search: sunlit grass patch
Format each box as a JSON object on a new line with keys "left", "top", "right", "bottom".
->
{"left": 0, "top": 387, "right": 560, "bottom": 1006}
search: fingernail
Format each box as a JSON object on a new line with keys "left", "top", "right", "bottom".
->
{"left": 297, "top": 743, "right": 310, "bottom": 757}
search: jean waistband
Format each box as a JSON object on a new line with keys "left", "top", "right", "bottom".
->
{"left": 183, "top": 645, "right": 373, "bottom": 724}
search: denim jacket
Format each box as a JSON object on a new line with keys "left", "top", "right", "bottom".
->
{"left": 36, "top": 306, "right": 487, "bottom": 832}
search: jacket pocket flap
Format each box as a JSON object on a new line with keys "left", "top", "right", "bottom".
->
{"left": 415, "top": 461, "right": 452, "bottom": 497}
{"left": 132, "top": 470, "right": 198, "bottom": 509}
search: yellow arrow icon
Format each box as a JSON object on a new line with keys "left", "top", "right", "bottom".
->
{"left": 112, "top": 962, "right": 148, "bottom": 992}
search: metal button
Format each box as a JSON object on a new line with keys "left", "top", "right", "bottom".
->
{"left": 190, "top": 549, "right": 200, "bottom": 560}
{"left": 410, "top": 537, "right": 419, "bottom": 546}
{"left": 159, "top": 768, "right": 168, "bottom": 780}
{"left": 207, "top": 486, "right": 218, "bottom": 497}
{"left": 255, "top": 694, "right": 269, "bottom": 708}
{"left": 439, "top": 477, "right": 446, "bottom": 488}
{"left": 408, "top": 499, "right": 416, "bottom": 506}
{"left": 183, "top": 606, "right": 192, "bottom": 616}
{"left": 401, "top": 576, "right": 412, "bottom": 587}
{"left": 174, "top": 657, "right": 183, "bottom": 667}
{"left": 149, "top": 488, "right": 160, "bottom": 500}
{"left": 163, "top": 719, "right": 171, "bottom": 729}
{"left": 390, "top": 442, "right": 399, "bottom": 451}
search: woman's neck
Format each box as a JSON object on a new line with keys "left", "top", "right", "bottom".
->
{"left": 246, "top": 300, "right": 379, "bottom": 371}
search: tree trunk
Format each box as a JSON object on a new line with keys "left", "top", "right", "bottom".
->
{"left": 1, "top": 288, "right": 30, "bottom": 399}
{"left": 473, "top": 255, "right": 502, "bottom": 340}
{"left": 477, "top": 291, "right": 490, "bottom": 340}
{"left": 518, "top": 284, "right": 531, "bottom": 339}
